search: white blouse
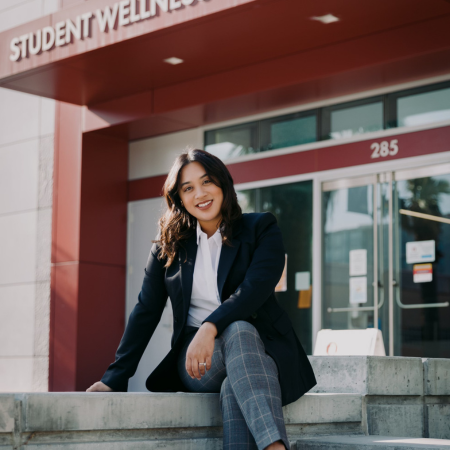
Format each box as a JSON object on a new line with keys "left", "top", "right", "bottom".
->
{"left": 186, "top": 221, "right": 222, "bottom": 328}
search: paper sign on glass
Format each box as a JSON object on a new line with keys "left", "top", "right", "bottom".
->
{"left": 413, "top": 264, "right": 433, "bottom": 283}
{"left": 295, "top": 272, "right": 310, "bottom": 291}
{"left": 349, "top": 249, "right": 367, "bottom": 276}
{"left": 349, "top": 276, "right": 367, "bottom": 304}
{"left": 406, "top": 240, "right": 435, "bottom": 264}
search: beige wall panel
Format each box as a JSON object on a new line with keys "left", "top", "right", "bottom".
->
{"left": 0, "top": 210, "right": 37, "bottom": 285}
{"left": 0, "top": 138, "right": 39, "bottom": 215}
{"left": 0, "top": 88, "right": 40, "bottom": 146}
{"left": 0, "top": 357, "right": 34, "bottom": 391}
{"left": 0, "top": 284, "right": 35, "bottom": 357}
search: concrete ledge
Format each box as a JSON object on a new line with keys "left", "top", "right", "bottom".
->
{"left": 0, "top": 392, "right": 363, "bottom": 448}
{"left": 296, "top": 435, "right": 450, "bottom": 449}
{"left": 423, "top": 359, "right": 450, "bottom": 396}
{"left": 20, "top": 392, "right": 361, "bottom": 432}
{"left": 309, "top": 356, "right": 423, "bottom": 395}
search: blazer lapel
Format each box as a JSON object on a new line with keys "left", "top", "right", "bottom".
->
{"left": 180, "top": 233, "right": 197, "bottom": 316}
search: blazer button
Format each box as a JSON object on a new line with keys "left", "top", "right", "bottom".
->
{"left": 266, "top": 334, "right": 274, "bottom": 341}
{"left": 251, "top": 312, "right": 258, "bottom": 319}
{"left": 174, "top": 317, "right": 178, "bottom": 323}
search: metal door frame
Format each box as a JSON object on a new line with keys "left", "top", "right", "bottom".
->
{"left": 317, "top": 158, "right": 450, "bottom": 355}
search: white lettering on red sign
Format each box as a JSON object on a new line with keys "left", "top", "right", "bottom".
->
{"left": 9, "top": 0, "right": 206, "bottom": 62}
{"left": 370, "top": 139, "right": 399, "bottom": 159}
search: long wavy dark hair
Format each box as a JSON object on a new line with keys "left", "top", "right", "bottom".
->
{"left": 156, "top": 148, "right": 242, "bottom": 267}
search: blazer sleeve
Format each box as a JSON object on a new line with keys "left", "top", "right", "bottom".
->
{"left": 203, "top": 212, "right": 286, "bottom": 336}
{"left": 101, "top": 243, "right": 168, "bottom": 391}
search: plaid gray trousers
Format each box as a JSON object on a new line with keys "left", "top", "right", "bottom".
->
{"left": 177, "top": 320, "right": 290, "bottom": 450}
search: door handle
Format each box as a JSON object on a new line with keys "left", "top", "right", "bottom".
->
{"left": 392, "top": 279, "right": 449, "bottom": 309}
{"left": 327, "top": 281, "right": 385, "bottom": 313}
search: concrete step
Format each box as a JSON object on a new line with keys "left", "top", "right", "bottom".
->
{"left": 295, "top": 435, "right": 450, "bottom": 449}
{"left": 308, "top": 356, "right": 450, "bottom": 396}
{"left": 0, "top": 392, "right": 362, "bottom": 448}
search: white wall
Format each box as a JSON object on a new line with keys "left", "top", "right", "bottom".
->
{"left": 0, "top": 0, "right": 60, "bottom": 392}
{"left": 126, "top": 198, "right": 174, "bottom": 391}
{"left": 129, "top": 128, "right": 202, "bottom": 179}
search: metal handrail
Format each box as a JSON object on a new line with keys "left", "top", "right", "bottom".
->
{"left": 392, "top": 280, "right": 449, "bottom": 309}
{"left": 327, "top": 281, "right": 385, "bottom": 313}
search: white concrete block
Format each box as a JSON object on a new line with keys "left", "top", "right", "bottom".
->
{"left": 309, "top": 356, "right": 423, "bottom": 396}
{"left": 0, "top": 358, "right": 34, "bottom": 392}
{"left": 283, "top": 393, "right": 362, "bottom": 424}
{"left": 0, "top": 210, "right": 37, "bottom": 285}
{"left": 39, "top": 98, "right": 55, "bottom": 137}
{"left": 423, "top": 359, "right": 450, "bottom": 396}
{"left": 0, "top": 139, "right": 39, "bottom": 215}
{"left": 0, "top": 284, "right": 35, "bottom": 357}
{"left": 23, "top": 439, "right": 222, "bottom": 450}
{"left": 366, "top": 357, "right": 423, "bottom": 396}
{"left": 366, "top": 404, "right": 424, "bottom": 438}
{"left": 24, "top": 393, "right": 223, "bottom": 431}
{"left": 427, "top": 404, "right": 450, "bottom": 440}
{"left": 0, "top": 89, "right": 39, "bottom": 145}
{"left": 297, "top": 435, "right": 450, "bottom": 449}
{"left": 129, "top": 128, "right": 202, "bottom": 180}
{"left": 0, "top": 394, "right": 15, "bottom": 432}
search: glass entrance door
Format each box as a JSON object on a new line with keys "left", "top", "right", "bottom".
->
{"left": 322, "top": 164, "right": 450, "bottom": 357}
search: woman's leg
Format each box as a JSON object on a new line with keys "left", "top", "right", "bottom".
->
{"left": 220, "top": 321, "right": 290, "bottom": 450}
{"left": 220, "top": 376, "right": 258, "bottom": 449}
{"left": 177, "top": 322, "right": 289, "bottom": 449}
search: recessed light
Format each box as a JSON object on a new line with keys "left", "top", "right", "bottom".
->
{"left": 164, "top": 57, "right": 184, "bottom": 65}
{"left": 311, "top": 14, "right": 339, "bottom": 24}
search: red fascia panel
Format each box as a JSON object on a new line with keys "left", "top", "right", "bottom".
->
{"left": 76, "top": 262, "right": 126, "bottom": 391}
{"left": 128, "top": 174, "right": 167, "bottom": 202}
{"left": 80, "top": 133, "right": 128, "bottom": 265}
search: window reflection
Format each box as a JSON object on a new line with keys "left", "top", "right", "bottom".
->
{"left": 398, "top": 88, "right": 450, "bottom": 127}
{"left": 329, "top": 102, "right": 383, "bottom": 140}
{"left": 205, "top": 121, "right": 258, "bottom": 160}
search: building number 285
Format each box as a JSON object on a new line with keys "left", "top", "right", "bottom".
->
{"left": 370, "top": 139, "right": 399, "bottom": 158}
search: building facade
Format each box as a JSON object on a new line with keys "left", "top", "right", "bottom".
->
{"left": 0, "top": 0, "right": 449, "bottom": 392}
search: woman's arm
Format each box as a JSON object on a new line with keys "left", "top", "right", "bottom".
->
{"left": 90, "top": 243, "right": 168, "bottom": 392}
{"left": 203, "top": 212, "right": 285, "bottom": 336}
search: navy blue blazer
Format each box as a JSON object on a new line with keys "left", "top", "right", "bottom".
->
{"left": 101, "top": 212, "right": 316, "bottom": 406}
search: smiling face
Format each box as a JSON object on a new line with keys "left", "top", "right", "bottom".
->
{"left": 178, "top": 161, "right": 224, "bottom": 235}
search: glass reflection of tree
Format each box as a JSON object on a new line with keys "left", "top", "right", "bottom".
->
{"left": 400, "top": 177, "right": 450, "bottom": 344}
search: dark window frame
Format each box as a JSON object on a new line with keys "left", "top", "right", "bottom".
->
{"left": 204, "top": 81, "right": 450, "bottom": 157}
{"left": 385, "top": 81, "right": 450, "bottom": 129}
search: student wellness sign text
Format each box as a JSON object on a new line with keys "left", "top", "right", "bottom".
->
{"left": 10, "top": 0, "right": 206, "bottom": 61}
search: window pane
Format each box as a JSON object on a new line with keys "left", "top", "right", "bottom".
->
{"left": 260, "top": 113, "right": 317, "bottom": 151}
{"left": 204, "top": 122, "right": 258, "bottom": 161}
{"left": 329, "top": 102, "right": 383, "bottom": 139}
{"left": 398, "top": 87, "right": 450, "bottom": 127}
{"left": 237, "top": 181, "right": 313, "bottom": 354}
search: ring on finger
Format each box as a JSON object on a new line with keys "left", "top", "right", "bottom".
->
{"left": 199, "top": 362, "right": 207, "bottom": 368}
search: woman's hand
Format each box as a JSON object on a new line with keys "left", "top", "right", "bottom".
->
{"left": 185, "top": 322, "right": 217, "bottom": 380}
{"left": 86, "top": 381, "right": 114, "bottom": 392}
